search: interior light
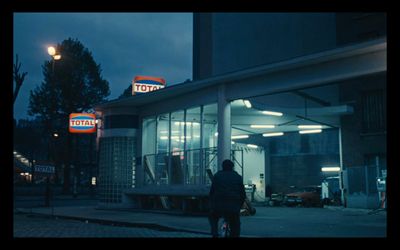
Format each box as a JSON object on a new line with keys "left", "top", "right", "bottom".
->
{"left": 250, "top": 125, "right": 275, "bottom": 128}
{"left": 299, "top": 129, "right": 322, "bottom": 134}
{"left": 214, "top": 132, "right": 218, "bottom": 137}
{"left": 231, "top": 135, "right": 249, "bottom": 139}
{"left": 160, "top": 136, "right": 169, "bottom": 140}
{"left": 262, "top": 111, "right": 283, "bottom": 116}
{"left": 247, "top": 144, "right": 258, "bottom": 149}
{"left": 174, "top": 122, "right": 199, "bottom": 126}
{"left": 231, "top": 141, "right": 235, "bottom": 145}
{"left": 53, "top": 54, "right": 61, "bottom": 60}
{"left": 263, "top": 132, "right": 284, "bottom": 137}
{"left": 321, "top": 167, "right": 341, "bottom": 172}
{"left": 298, "top": 125, "right": 323, "bottom": 129}
{"left": 243, "top": 100, "right": 252, "bottom": 108}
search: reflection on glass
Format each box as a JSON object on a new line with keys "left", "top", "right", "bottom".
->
{"left": 142, "top": 116, "right": 156, "bottom": 155}
{"left": 186, "top": 107, "right": 201, "bottom": 184}
{"left": 157, "top": 114, "right": 169, "bottom": 154}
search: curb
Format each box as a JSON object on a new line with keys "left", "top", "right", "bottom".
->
{"left": 323, "top": 205, "right": 386, "bottom": 214}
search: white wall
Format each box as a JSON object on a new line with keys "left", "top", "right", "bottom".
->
{"left": 234, "top": 143, "right": 265, "bottom": 202}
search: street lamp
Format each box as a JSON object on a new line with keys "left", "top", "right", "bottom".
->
{"left": 48, "top": 46, "right": 61, "bottom": 72}
{"left": 47, "top": 46, "right": 62, "bottom": 184}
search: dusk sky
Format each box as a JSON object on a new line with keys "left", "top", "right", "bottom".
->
{"left": 13, "top": 13, "right": 193, "bottom": 121}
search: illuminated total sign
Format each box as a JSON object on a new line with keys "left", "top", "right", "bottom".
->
{"left": 69, "top": 113, "right": 96, "bottom": 133}
{"left": 132, "top": 75, "right": 166, "bottom": 95}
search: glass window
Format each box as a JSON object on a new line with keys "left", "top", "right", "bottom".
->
{"left": 202, "top": 103, "right": 218, "bottom": 149}
{"left": 186, "top": 107, "right": 201, "bottom": 184}
{"left": 202, "top": 103, "right": 218, "bottom": 180}
{"left": 142, "top": 116, "right": 156, "bottom": 156}
{"left": 156, "top": 114, "right": 169, "bottom": 154}
{"left": 170, "top": 110, "right": 185, "bottom": 153}
{"left": 185, "top": 107, "right": 201, "bottom": 151}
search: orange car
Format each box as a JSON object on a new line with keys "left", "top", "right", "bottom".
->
{"left": 283, "top": 186, "right": 323, "bottom": 207}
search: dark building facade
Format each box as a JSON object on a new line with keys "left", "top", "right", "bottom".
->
{"left": 192, "top": 12, "right": 387, "bottom": 207}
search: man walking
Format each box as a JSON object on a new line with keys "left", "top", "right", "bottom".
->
{"left": 208, "top": 159, "right": 246, "bottom": 237}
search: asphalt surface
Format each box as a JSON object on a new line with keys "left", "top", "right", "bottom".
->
{"left": 13, "top": 201, "right": 387, "bottom": 238}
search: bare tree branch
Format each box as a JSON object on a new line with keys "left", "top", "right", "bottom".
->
{"left": 13, "top": 54, "right": 28, "bottom": 104}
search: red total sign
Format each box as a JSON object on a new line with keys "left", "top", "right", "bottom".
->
{"left": 132, "top": 75, "right": 166, "bottom": 95}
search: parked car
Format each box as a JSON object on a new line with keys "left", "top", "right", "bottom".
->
{"left": 283, "top": 186, "right": 323, "bottom": 207}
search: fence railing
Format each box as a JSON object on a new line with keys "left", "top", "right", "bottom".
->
{"left": 143, "top": 147, "right": 243, "bottom": 187}
{"left": 345, "top": 165, "right": 386, "bottom": 209}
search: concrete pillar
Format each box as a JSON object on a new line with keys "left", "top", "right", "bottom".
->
{"left": 217, "top": 84, "right": 231, "bottom": 170}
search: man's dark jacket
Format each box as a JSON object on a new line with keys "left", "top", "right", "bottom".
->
{"left": 209, "top": 170, "right": 246, "bottom": 214}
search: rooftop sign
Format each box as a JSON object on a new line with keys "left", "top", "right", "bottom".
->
{"left": 132, "top": 75, "right": 166, "bottom": 95}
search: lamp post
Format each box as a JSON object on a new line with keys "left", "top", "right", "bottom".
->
{"left": 47, "top": 46, "right": 61, "bottom": 184}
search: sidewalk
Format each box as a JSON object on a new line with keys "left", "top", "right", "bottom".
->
{"left": 15, "top": 206, "right": 213, "bottom": 236}
{"left": 14, "top": 205, "right": 387, "bottom": 237}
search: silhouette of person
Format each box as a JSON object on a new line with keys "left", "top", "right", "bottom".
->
{"left": 208, "top": 159, "right": 246, "bottom": 237}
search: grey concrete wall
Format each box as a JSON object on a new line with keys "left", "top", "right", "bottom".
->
{"left": 336, "top": 13, "right": 386, "bottom": 46}
{"left": 270, "top": 154, "right": 340, "bottom": 194}
{"left": 339, "top": 73, "right": 387, "bottom": 168}
{"left": 211, "top": 13, "right": 337, "bottom": 76}
{"left": 193, "top": 13, "right": 213, "bottom": 80}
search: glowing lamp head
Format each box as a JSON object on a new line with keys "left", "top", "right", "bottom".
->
{"left": 48, "top": 46, "right": 56, "bottom": 56}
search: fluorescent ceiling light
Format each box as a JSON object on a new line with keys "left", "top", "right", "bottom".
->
{"left": 299, "top": 129, "right": 322, "bottom": 134}
{"left": 247, "top": 144, "right": 258, "bottom": 148}
{"left": 174, "top": 122, "right": 200, "bottom": 126}
{"left": 263, "top": 132, "right": 284, "bottom": 137}
{"left": 250, "top": 125, "right": 275, "bottom": 128}
{"left": 160, "top": 136, "right": 169, "bottom": 140}
{"left": 231, "top": 135, "right": 249, "bottom": 139}
{"left": 262, "top": 111, "right": 283, "bottom": 116}
{"left": 243, "top": 100, "right": 252, "bottom": 108}
{"left": 231, "top": 141, "right": 235, "bottom": 145}
{"left": 321, "top": 167, "right": 341, "bottom": 172}
{"left": 160, "top": 131, "right": 180, "bottom": 134}
{"left": 298, "top": 125, "right": 323, "bottom": 129}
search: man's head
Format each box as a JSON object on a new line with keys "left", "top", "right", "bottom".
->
{"left": 222, "top": 159, "right": 234, "bottom": 171}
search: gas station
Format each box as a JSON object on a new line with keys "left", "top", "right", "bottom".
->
{"left": 93, "top": 38, "right": 386, "bottom": 212}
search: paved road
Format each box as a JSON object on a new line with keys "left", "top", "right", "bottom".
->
{"left": 13, "top": 213, "right": 210, "bottom": 238}
{"left": 14, "top": 205, "right": 387, "bottom": 238}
